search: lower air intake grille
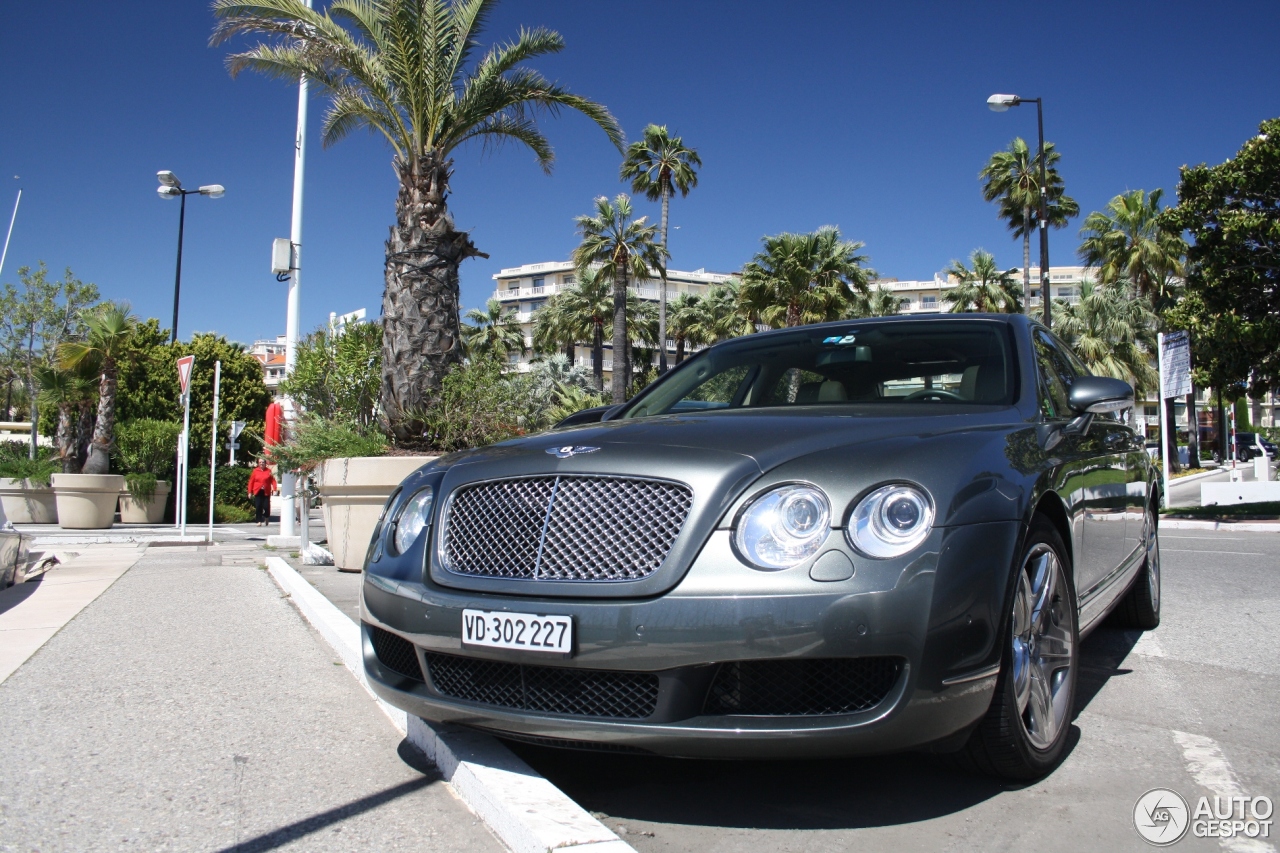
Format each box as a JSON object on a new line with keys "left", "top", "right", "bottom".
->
{"left": 704, "top": 658, "right": 903, "bottom": 716}
{"left": 370, "top": 626, "right": 424, "bottom": 682}
{"left": 424, "top": 653, "right": 659, "bottom": 719}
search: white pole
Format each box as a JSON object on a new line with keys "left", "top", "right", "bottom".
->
{"left": 208, "top": 360, "right": 222, "bottom": 541}
{"left": 1158, "top": 332, "right": 1170, "bottom": 509}
{"left": 280, "top": 0, "right": 311, "bottom": 540}
{"left": 180, "top": 389, "right": 191, "bottom": 536}
{"left": 0, "top": 189, "right": 21, "bottom": 282}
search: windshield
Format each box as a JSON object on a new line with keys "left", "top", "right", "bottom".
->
{"left": 621, "top": 320, "right": 1017, "bottom": 419}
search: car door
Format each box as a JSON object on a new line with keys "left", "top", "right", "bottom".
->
{"left": 1033, "top": 330, "right": 1129, "bottom": 597}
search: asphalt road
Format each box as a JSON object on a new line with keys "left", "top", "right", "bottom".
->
{"left": 506, "top": 529, "right": 1280, "bottom": 853}
{"left": 0, "top": 544, "right": 499, "bottom": 853}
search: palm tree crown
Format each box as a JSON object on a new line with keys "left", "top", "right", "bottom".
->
{"left": 211, "top": 0, "right": 623, "bottom": 442}
{"left": 739, "top": 227, "right": 872, "bottom": 328}
{"left": 571, "top": 195, "right": 665, "bottom": 403}
{"left": 848, "top": 284, "right": 903, "bottom": 318}
{"left": 945, "top": 250, "right": 1023, "bottom": 313}
{"left": 979, "top": 138, "right": 1078, "bottom": 308}
{"left": 463, "top": 298, "right": 525, "bottom": 359}
{"left": 1053, "top": 279, "right": 1158, "bottom": 396}
{"left": 619, "top": 124, "right": 701, "bottom": 373}
{"left": 1077, "top": 188, "right": 1186, "bottom": 307}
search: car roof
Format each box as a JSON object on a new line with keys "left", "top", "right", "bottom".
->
{"left": 737, "top": 312, "right": 1030, "bottom": 344}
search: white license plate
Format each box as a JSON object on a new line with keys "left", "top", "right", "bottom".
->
{"left": 461, "top": 609, "right": 573, "bottom": 654}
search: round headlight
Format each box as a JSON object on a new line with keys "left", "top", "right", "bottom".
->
{"left": 734, "top": 484, "right": 831, "bottom": 570}
{"left": 392, "top": 487, "right": 434, "bottom": 554}
{"left": 847, "top": 484, "right": 934, "bottom": 559}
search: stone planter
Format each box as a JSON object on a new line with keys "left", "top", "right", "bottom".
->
{"left": 0, "top": 478, "right": 58, "bottom": 524}
{"left": 119, "top": 480, "right": 171, "bottom": 524}
{"left": 51, "top": 473, "right": 125, "bottom": 530}
{"left": 315, "top": 456, "right": 435, "bottom": 571}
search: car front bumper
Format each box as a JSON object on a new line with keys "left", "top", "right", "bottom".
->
{"left": 362, "top": 520, "right": 1021, "bottom": 759}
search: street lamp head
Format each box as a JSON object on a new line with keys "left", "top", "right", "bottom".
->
{"left": 197, "top": 184, "right": 225, "bottom": 199}
{"left": 157, "top": 170, "right": 181, "bottom": 188}
{"left": 157, "top": 186, "right": 181, "bottom": 199}
{"left": 987, "top": 93, "right": 1020, "bottom": 112}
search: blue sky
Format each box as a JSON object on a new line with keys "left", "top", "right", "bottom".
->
{"left": 1, "top": 1, "right": 1278, "bottom": 346}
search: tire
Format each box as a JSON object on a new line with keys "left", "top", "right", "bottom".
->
{"left": 961, "top": 515, "right": 1079, "bottom": 780}
{"left": 1109, "top": 503, "right": 1161, "bottom": 630}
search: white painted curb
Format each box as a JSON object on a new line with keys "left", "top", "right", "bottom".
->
{"left": 1160, "top": 518, "right": 1279, "bottom": 532}
{"left": 264, "top": 556, "right": 635, "bottom": 853}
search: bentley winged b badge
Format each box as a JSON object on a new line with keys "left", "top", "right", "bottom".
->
{"left": 546, "top": 445, "right": 600, "bottom": 459}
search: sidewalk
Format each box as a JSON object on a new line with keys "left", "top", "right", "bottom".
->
{"left": 0, "top": 537, "right": 500, "bottom": 852}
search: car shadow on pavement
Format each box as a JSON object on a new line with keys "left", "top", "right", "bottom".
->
{"left": 504, "top": 631, "right": 1140, "bottom": 831}
{"left": 0, "top": 573, "right": 42, "bottom": 616}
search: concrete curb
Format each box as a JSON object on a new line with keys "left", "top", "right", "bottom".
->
{"left": 264, "top": 556, "right": 636, "bottom": 853}
{"left": 1160, "top": 518, "right": 1280, "bottom": 532}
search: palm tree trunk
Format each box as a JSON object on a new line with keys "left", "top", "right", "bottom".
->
{"left": 1022, "top": 206, "right": 1032, "bottom": 313}
{"left": 55, "top": 404, "right": 76, "bottom": 474}
{"left": 1164, "top": 396, "right": 1182, "bottom": 474}
{"left": 657, "top": 189, "right": 670, "bottom": 374}
{"left": 786, "top": 299, "right": 801, "bottom": 328}
{"left": 675, "top": 335, "right": 685, "bottom": 365}
{"left": 83, "top": 365, "right": 116, "bottom": 474}
{"left": 1185, "top": 388, "right": 1200, "bottom": 468}
{"left": 611, "top": 266, "right": 628, "bottom": 404}
{"left": 76, "top": 403, "right": 94, "bottom": 473}
{"left": 381, "top": 153, "right": 488, "bottom": 443}
{"left": 592, "top": 322, "right": 604, "bottom": 393}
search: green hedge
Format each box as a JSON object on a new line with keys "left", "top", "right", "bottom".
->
{"left": 184, "top": 465, "right": 254, "bottom": 523}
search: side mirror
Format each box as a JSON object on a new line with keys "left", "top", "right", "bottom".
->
{"left": 1063, "top": 376, "right": 1134, "bottom": 437}
{"left": 1068, "top": 376, "right": 1134, "bottom": 414}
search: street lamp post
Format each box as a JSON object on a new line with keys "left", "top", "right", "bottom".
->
{"left": 157, "top": 171, "right": 224, "bottom": 344}
{"left": 987, "top": 94, "right": 1052, "bottom": 328}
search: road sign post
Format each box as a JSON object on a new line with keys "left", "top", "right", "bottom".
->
{"left": 226, "top": 420, "right": 246, "bottom": 465}
{"left": 176, "top": 355, "right": 195, "bottom": 534}
{"left": 208, "top": 360, "right": 221, "bottom": 541}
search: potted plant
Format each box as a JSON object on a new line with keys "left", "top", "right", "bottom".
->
{"left": 271, "top": 415, "right": 429, "bottom": 571}
{"left": 0, "top": 442, "right": 59, "bottom": 524}
{"left": 51, "top": 303, "right": 137, "bottom": 529}
{"left": 114, "top": 419, "right": 179, "bottom": 524}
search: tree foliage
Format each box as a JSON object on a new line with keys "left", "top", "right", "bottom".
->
{"left": 1078, "top": 188, "right": 1186, "bottom": 308}
{"left": 945, "top": 250, "right": 1022, "bottom": 313}
{"left": 1164, "top": 118, "right": 1280, "bottom": 395}
{"left": 463, "top": 298, "right": 526, "bottom": 360}
{"left": 1053, "top": 280, "right": 1159, "bottom": 396}
{"left": 280, "top": 321, "right": 383, "bottom": 428}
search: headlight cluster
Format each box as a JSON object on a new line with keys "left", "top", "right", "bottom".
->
{"left": 733, "top": 482, "right": 933, "bottom": 569}
{"left": 391, "top": 487, "right": 434, "bottom": 554}
{"left": 734, "top": 485, "right": 831, "bottom": 569}
{"left": 847, "top": 484, "right": 934, "bottom": 559}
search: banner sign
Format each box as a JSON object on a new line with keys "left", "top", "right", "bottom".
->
{"left": 1160, "top": 331, "right": 1192, "bottom": 399}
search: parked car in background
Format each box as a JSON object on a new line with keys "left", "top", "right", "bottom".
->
{"left": 1234, "top": 432, "right": 1277, "bottom": 461}
{"left": 362, "top": 314, "right": 1160, "bottom": 781}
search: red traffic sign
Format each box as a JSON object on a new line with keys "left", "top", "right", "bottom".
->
{"left": 177, "top": 355, "right": 195, "bottom": 394}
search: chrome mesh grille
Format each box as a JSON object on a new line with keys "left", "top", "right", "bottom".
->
{"left": 441, "top": 475, "right": 692, "bottom": 581}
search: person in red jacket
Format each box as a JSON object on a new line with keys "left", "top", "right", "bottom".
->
{"left": 247, "top": 457, "right": 278, "bottom": 527}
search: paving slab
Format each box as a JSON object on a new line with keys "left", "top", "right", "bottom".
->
{"left": 0, "top": 544, "right": 501, "bottom": 853}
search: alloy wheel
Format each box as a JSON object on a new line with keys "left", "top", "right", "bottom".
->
{"left": 1009, "top": 543, "right": 1075, "bottom": 751}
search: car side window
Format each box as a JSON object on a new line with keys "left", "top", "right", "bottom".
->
{"left": 668, "top": 365, "right": 752, "bottom": 413}
{"left": 1033, "top": 330, "right": 1075, "bottom": 420}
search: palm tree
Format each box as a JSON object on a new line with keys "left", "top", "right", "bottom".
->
{"left": 1053, "top": 279, "right": 1158, "bottom": 397}
{"left": 739, "top": 226, "right": 872, "bottom": 328}
{"left": 571, "top": 195, "right": 665, "bottom": 403}
{"left": 945, "top": 250, "right": 1023, "bottom": 313}
{"left": 620, "top": 125, "right": 701, "bottom": 372}
{"left": 696, "top": 279, "right": 757, "bottom": 342}
{"left": 56, "top": 302, "right": 138, "bottom": 475}
{"left": 34, "top": 364, "right": 97, "bottom": 474}
{"left": 1077, "top": 187, "right": 1190, "bottom": 466}
{"left": 979, "top": 138, "right": 1078, "bottom": 309}
{"left": 534, "top": 267, "right": 650, "bottom": 393}
{"left": 1078, "top": 189, "right": 1186, "bottom": 308}
{"left": 848, "top": 284, "right": 903, "bottom": 318}
{"left": 212, "top": 0, "right": 623, "bottom": 442}
{"left": 463, "top": 298, "right": 526, "bottom": 360}
{"left": 666, "top": 292, "right": 708, "bottom": 364}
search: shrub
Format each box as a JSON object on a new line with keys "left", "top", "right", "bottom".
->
{"left": 185, "top": 464, "right": 254, "bottom": 522}
{"left": 124, "top": 472, "right": 157, "bottom": 503}
{"left": 214, "top": 503, "right": 254, "bottom": 524}
{"left": 268, "top": 416, "right": 389, "bottom": 473}
{"left": 115, "top": 419, "right": 182, "bottom": 480}
{"left": 0, "top": 440, "right": 59, "bottom": 486}
{"left": 280, "top": 322, "right": 383, "bottom": 429}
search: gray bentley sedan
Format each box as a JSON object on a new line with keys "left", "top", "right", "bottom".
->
{"left": 362, "top": 313, "right": 1161, "bottom": 780}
